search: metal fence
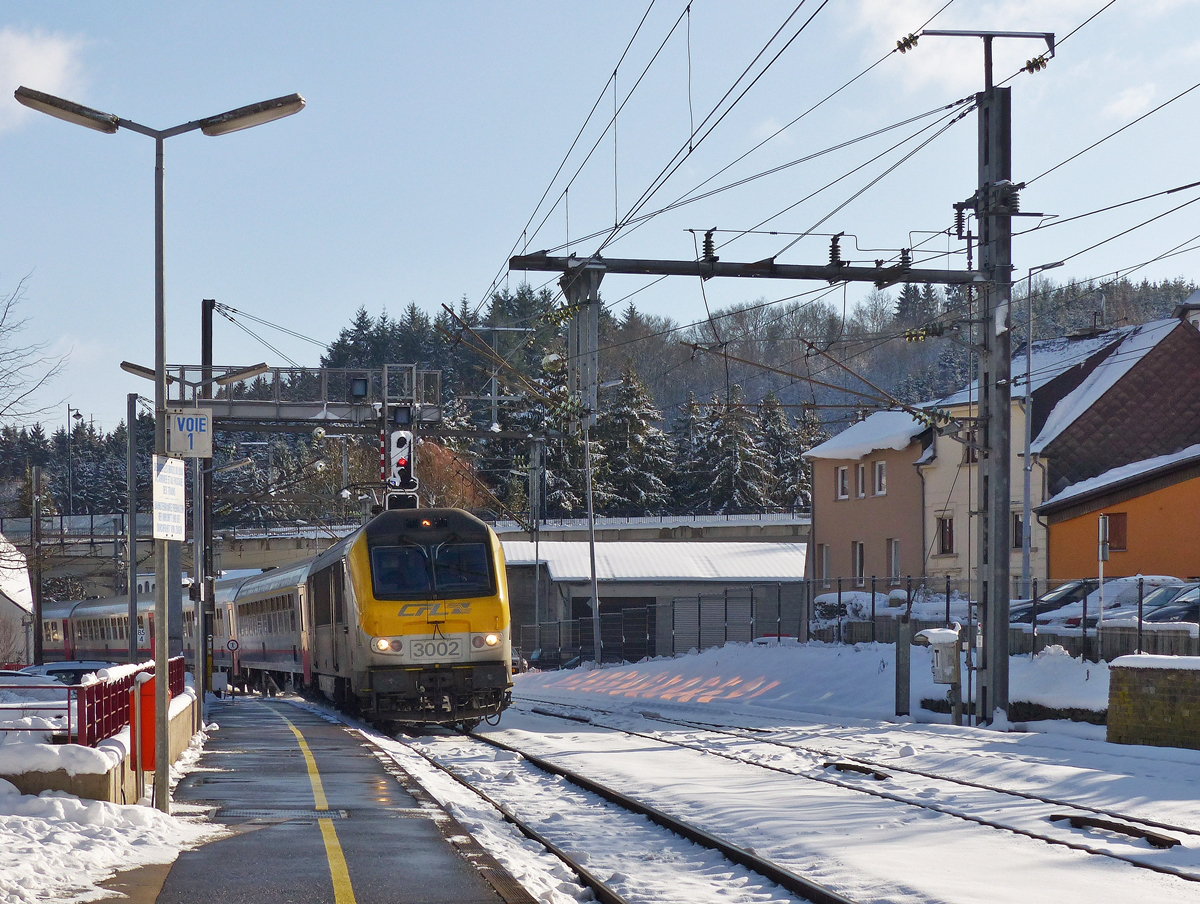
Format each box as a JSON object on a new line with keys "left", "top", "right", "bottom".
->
{"left": 518, "top": 575, "right": 1199, "bottom": 666}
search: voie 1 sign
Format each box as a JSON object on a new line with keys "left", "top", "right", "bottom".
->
{"left": 166, "top": 407, "right": 213, "bottom": 458}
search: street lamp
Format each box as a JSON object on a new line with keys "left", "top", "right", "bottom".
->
{"left": 19, "top": 85, "right": 303, "bottom": 813}
{"left": 65, "top": 405, "right": 83, "bottom": 516}
{"left": 1022, "top": 261, "right": 1065, "bottom": 599}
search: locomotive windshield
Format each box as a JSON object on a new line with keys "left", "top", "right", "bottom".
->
{"left": 370, "top": 540, "right": 493, "bottom": 599}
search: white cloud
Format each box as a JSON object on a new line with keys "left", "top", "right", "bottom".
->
{"left": 0, "top": 27, "right": 86, "bottom": 134}
{"left": 1103, "top": 84, "right": 1156, "bottom": 119}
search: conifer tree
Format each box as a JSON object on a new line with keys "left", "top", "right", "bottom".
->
{"left": 757, "top": 392, "right": 807, "bottom": 508}
{"left": 668, "top": 392, "right": 705, "bottom": 509}
{"left": 696, "top": 385, "right": 772, "bottom": 513}
{"left": 594, "top": 366, "right": 673, "bottom": 513}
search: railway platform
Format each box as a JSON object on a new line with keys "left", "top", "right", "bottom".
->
{"left": 105, "top": 696, "right": 532, "bottom": 904}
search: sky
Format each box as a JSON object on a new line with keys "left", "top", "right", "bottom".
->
{"left": 2, "top": 0, "right": 1200, "bottom": 433}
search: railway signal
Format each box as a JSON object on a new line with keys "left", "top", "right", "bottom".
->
{"left": 388, "top": 429, "right": 419, "bottom": 491}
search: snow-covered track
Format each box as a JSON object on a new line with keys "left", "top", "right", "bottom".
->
{"left": 518, "top": 701, "right": 1200, "bottom": 884}
{"left": 405, "top": 729, "right": 857, "bottom": 904}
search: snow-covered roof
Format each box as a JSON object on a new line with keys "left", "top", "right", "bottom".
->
{"left": 501, "top": 541, "right": 807, "bottom": 583}
{"left": 0, "top": 533, "right": 32, "bottom": 615}
{"left": 1039, "top": 442, "right": 1200, "bottom": 511}
{"left": 936, "top": 328, "right": 1132, "bottom": 408}
{"left": 1032, "top": 318, "right": 1180, "bottom": 453}
{"left": 801, "top": 410, "right": 925, "bottom": 461}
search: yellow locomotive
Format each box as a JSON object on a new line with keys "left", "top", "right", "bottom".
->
{"left": 303, "top": 507, "right": 512, "bottom": 727}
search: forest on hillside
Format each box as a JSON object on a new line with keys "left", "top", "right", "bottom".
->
{"left": 2, "top": 274, "right": 1194, "bottom": 525}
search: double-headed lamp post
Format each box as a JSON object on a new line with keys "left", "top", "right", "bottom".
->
{"left": 1022, "top": 260, "right": 1065, "bottom": 599}
{"left": 18, "top": 86, "right": 304, "bottom": 813}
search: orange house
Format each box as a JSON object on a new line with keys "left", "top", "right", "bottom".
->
{"left": 1038, "top": 443, "right": 1200, "bottom": 581}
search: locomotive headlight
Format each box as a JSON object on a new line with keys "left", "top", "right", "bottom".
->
{"left": 484, "top": 633, "right": 500, "bottom": 647}
{"left": 372, "top": 637, "right": 391, "bottom": 652}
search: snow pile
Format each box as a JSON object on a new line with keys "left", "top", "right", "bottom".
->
{"left": 812, "top": 588, "right": 972, "bottom": 623}
{"left": 518, "top": 640, "right": 1110, "bottom": 722}
{"left": 0, "top": 778, "right": 213, "bottom": 903}
{"left": 802, "top": 410, "right": 925, "bottom": 460}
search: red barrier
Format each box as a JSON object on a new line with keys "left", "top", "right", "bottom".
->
{"left": 130, "top": 677, "right": 156, "bottom": 770}
{"left": 74, "top": 656, "right": 185, "bottom": 747}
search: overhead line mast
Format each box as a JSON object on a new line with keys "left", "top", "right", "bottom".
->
{"left": 510, "top": 29, "right": 1054, "bottom": 722}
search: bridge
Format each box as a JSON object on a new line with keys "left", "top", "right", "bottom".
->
{"left": 1, "top": 511, "right": 810, "bottom": 595}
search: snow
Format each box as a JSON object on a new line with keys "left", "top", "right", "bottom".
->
{"left": 1032, "top": 318, "right": 1179, "bottom": 453}
{"left": 801, "top": 410, "right": 925, "bottom": 461}
{"left": 1111, "top": 653, "right": 1200, "bottom": 671}
{"left": 1041, "top": 442, "right": 1200, "bottom": 508}
{"left": 519, "top": 640, "right": 1110, "bottom": 718}
{"left": 0, "top": 532, "right": 32, "bottom": 615}
{"left": 916, "top": 627, "right": 961, "bottom": 645}
{"left": 501, "top": 540, "right": 807, "bottom": 583}
{"left": 937, "top": 329, "right": 1131, "bottom": 408}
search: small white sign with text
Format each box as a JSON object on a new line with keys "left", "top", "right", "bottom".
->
{"left": 152, "top": 454, "right": 186, "bottom": 541}
{"left": 166, "top": 407, "right": 213, "bottom": 458}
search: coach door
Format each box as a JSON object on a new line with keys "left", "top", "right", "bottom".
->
{"left": 312, "top": 567, "right": 335, "bottom": 674}
{"left": 330, "top": 560, "right": 345, "bottom": 672}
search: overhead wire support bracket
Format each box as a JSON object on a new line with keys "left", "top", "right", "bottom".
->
{"left": 510, "top": 252, "right": 982, "bottom": 288}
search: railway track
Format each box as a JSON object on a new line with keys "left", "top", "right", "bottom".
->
{"left": 393, "top": 727, "right": 858, "bottom": 904}
{"left": 514, "top": 699, "right": 1200, "bottom": 883}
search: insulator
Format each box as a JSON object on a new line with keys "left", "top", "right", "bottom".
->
{"left": 954, "top": 206, "right": 965, "bottom": 239}
{"left": 896, "top": 33, "right": 918, "bottom": 54}
{"left": 702, "top": 229, "right": 718, "bottom": 263}
{"left": 829, "top": 233, "right": 842, "bottom": 268}
{"left": 1010, "top": 190, "right": 1020, "bottom": 214}
{"left": 900, "top": 248, "right": 911, "bottom": 268}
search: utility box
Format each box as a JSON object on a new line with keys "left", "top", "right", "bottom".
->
{"left": 918, "top": 626, "right": 962, "bottom": 685}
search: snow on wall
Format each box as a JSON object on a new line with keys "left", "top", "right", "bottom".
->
{"left": 802, "top": 410, "right": 924, "bottom": 461}
{"left": 0, "top": 533, "right": 32, "bottom": 615}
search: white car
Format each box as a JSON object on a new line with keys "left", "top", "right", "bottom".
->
{"left": 1038, "top": 576, "right": 1182, "bottom": 629}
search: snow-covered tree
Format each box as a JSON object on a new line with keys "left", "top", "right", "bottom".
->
{"left": 595, "top": 366, "right": 673, "bottom": 513}
{"left": 668, "top": 392, "right": 705, "bottom": 509}
{"left": 695, "top": 385, "right": 772, "bottom": 513}
{"left": 757, "top": 392, "right": 808, "bottom": 508}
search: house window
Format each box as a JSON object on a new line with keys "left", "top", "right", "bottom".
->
{"left": 856, "top": 463, "right": 867, "bottom": 498}
{"left": 817, "top": 543, "right": 831, "bottom": 587}
{"left": 887, "top": 538, "right": 900, "bottom": 584}
{"left": 851, "top": 541, "right": 865, "bottom": 587}
{"left": 1107, "top": 512, "right": 1127, "bottom": 551}
{"left": 1012, "top": 511, "right": 1024, "bottom": 549}
{"left": 836, "top": 467, "right": 849, "bottom": 500}
{"left": 874, "top": 461, "right": 887, "bottom": 495}
{"left": 937, "top": 516, "right": 954, "bottom": 555}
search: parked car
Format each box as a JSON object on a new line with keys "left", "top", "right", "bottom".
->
{"left": 1142, "top": 586, "right": 1200, "bottom": 624}
{"left": 1009, "top": 580, "right": 1098, "bottom": 624}
{"left": 1103, "top": 583, "right": 1197, "bottom": 627}
{"left": 1042, "top": 576, "right": 1183, "bottom": 628}
{"left": 19, "top": 660, "right": 119, "bottom": 686}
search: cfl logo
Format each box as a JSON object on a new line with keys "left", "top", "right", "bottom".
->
{"left": 398, "top": 601, "right": 472, "bottom": 617}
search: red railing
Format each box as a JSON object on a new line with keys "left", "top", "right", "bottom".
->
{"left": 73, "top": 656, "right": 187, "bottom": 746}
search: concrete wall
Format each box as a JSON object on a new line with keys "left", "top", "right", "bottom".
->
{"left": 1108, "top": 663, "right": 1200, "bottom": 750}
{"left": 2, "top": 693, "right": 197, "bottom": 804}
{"left": 810, "top": 442, "right": 924, "bottom": 584}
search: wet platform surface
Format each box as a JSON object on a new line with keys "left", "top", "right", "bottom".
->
{"left": 162, "top": 698, "right": 525, "bottom": 904}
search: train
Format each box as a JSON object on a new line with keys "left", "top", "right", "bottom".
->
{"left": 37, "top": 508, "right": 514, "bottom": 728}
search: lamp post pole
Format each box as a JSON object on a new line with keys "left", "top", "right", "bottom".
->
{"left": 17, "top": 86, "right": 304, "bottom": 812}
{"left": 65, "top": 404, "right": 82, "bottom": 516}
{"left": 1021, "top": 261, "right": 1064, "bottom": 599}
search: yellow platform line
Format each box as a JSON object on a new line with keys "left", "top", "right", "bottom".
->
{"left": 273, "top": 708, "right": 357, "bottom": 904}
